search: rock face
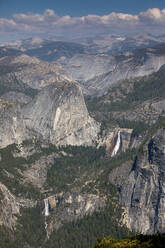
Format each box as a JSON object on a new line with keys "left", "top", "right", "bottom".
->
{"left": 23, "top": 82, "right": 100, "bottom": 146}
{"left": 0, "top": 183, "right": 36, "bottom": 230}
{"left": 22, "top": 154, "right": 54, "bottom": 189}
{"left": 114, "top": 128, "right": 165, "bottom": 234}
{"left": 98, "top": 128, "right": 142, "bottom": 157}
{"left": 64, "top": 46, "right": 165, "bottom": 95}
{"left": 0, "top": 99, "right": 26, "bottom": 148}
{"left": 0, "top": 54, "right": 72, "bottom": 91}
{"left": 44, "top": 192, "right": 105, "bottom": 234}
{"left": 111, "top": 98, "right": 165, "bottom": 125}
{"left": 0, "top": 54, "right": 100, "bottom": 148}
{"left": 2, "top": 43, "right": 165, "bottom": 239}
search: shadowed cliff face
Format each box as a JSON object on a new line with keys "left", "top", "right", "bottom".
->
{"left": 117, "top": 129, "right": 165, "bottom": 234}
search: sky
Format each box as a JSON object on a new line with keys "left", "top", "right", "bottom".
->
{"left": 0, "top": 0, "right": 165, "bottom": 42}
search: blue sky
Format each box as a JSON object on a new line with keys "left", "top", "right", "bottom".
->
{"left": 0, "top": 0, "right": 165, "bottom": 42}
{"left": 0, "top": 0, "right": 164, "bottom": 18}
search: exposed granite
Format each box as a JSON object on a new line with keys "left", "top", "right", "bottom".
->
{"left": 111, "top": 128, "right": 165, "bottom": 234}
{"left": 22, "top": 81, "right": 100, "bottom": 146}
{"left": 0, "top": 70, "right": 100, "bottom": 148}
{"left": 44, "top": 192, "right": 105, "bottom": 235}
{"left": 0, "top": 183, "right": 36, "bottom": 230}
{"left": 98, "top": 128, "right": 142, "bottom": 157}
{"left": 65, "top": 50, "right": 165, "bottom": 96}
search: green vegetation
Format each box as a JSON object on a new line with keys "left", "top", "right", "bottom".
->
{"left": 13, "top": 207, "right": 46, "bottom": 248}
{"left": 0, "top": 141, "right": 59, "bottom": 199}
{"left": 0, "top": 202, "right": 131, "bottom": 248}
{"left": 46, "top": 145, "right": 136, "bottom": 195}
{"left": 44, "top": 146, "right": 136, "bottom": 248}
{"left": 45, "top": 202, "right": 131, "bottom": 248}
{"left": 0, "top": 226, "right": 13, "bottom": 248}
{"left": 0, "top": 142, "right": 135, "bottom": 248}
{"left": 0, "top": 138, "right": 163, "bottom": 248}
{"left": 47, "top": 145, "right": 105, "bottom": 193}
{"left": 0, "top": 206, "right": 46, "bottom": 248}
{"left": 1, "top": 65, "right": 165, "bottom": 246}
{"left": 137, "top": 116, "right": 165, "bottom": 156}
{"left": 94, "top": 233, "right": 165, "bottom": 248}
{"left": 0, "top": 143, "right": 41, "bottom": 199}
{"left": 1, "top": 43, "right": 165, "bottom": 248}
{"left": 86, "top": 66, "right": 165, "bottom": 134}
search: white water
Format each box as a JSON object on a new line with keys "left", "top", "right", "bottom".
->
{"left": 44, "top": 199, "right": 50, "bottom": 217}
{"left": 111, "top": 131, "right": 121, "bottom": 157}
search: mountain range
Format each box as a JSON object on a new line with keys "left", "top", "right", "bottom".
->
{"left": 0, "top": 35, "right": 165, "bottom": 248}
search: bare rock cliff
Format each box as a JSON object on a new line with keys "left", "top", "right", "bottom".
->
{"left": 0, "top": 82, "right": 100, "bottom": 148}
{"left": 0, "top": 183, "right": 36, "bottom": 230}
{"left": 23, "top": 81, "right": 100, "bottom": 146}
{"left": 0, "top": 54, "right": 100, "bottom": 148}
{"left": 64, "top": 49, "right": 165, "bottom": 95}
{"left": 110, "top": 128, "right": 165, "bottom": 234}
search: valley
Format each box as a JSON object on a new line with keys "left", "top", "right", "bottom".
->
{"left": 0, "top": 35, "right": 165, "bottom": 247}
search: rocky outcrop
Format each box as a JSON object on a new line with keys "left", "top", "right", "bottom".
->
{"left": 22, "top": 154, "right": 55, "bottom": 189}
{"left": 111, "top": 128, "right": 165, "bottom": 234}
{"left": 0, "top": 54, "right": 72, "bottom": 90}
{"left": 1, "top": 91, "right": 32, "bottom": 104}
{"left": 44, "top": 192, "right": 105, "bottom": 234}
{"left": 0, "top": 183, "right": 36, "bottom": 230}
{"left": 23, "top": 82, "right": 100, "bottom": 146}
{"left": 64, "top": 47, "right": 165, "bottom": 95}
{"left": 0, "top": 54, "right": 100, "bottom": 148}
{"left": 98, "top": 128, "right": 142, "bottom": 157}
{"left": 0, "top": 99, "right": 27, "bottom": 148}
{"left": 111, "top": 99, "right": 165, "bottom": 125}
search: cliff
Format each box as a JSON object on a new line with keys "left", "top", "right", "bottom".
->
{"left": 0, "top": 54, "right": 100, "bottom": 148}
{"left": 64, "top": 45, "right": 165, "bottom": 96}
{"left": 109, "top": 127, "right": 165, "bottom": 234}
{"left": 23, "top": 81, "right": 100, "bottom": 146}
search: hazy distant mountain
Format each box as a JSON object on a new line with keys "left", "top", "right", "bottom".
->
{"left": 1, "top": 38, "right": 88, "bottom": 62}
{"left": 2, "top": 34, "right": 165, "bottom": 63}
{"left": 64, "top": 43, "right": 165, "bottom": 95}
{"left": 72, "top": 34, "right": 165, "bottom": 54}
{"left": 0, "top": 47, "right": 22, "bottom": 58}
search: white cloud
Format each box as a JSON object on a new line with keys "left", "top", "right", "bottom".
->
{"left": 139, "top": 8, "right": 165, "bottom": 23}
{"left": 1, "top": 8, "right": 165, "bottom": 41}
{"left": 44, "top": 9, "right": 55, "bottom": 16}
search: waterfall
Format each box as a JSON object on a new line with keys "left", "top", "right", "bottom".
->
{"left": 43, "top": 198, "right": 50, "bottom": 239}
{"left": 111, "top": 131, "right": 121, "bottom": 157}
{"left": 44, "top": 199, "right": 49, "bottom": 217}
